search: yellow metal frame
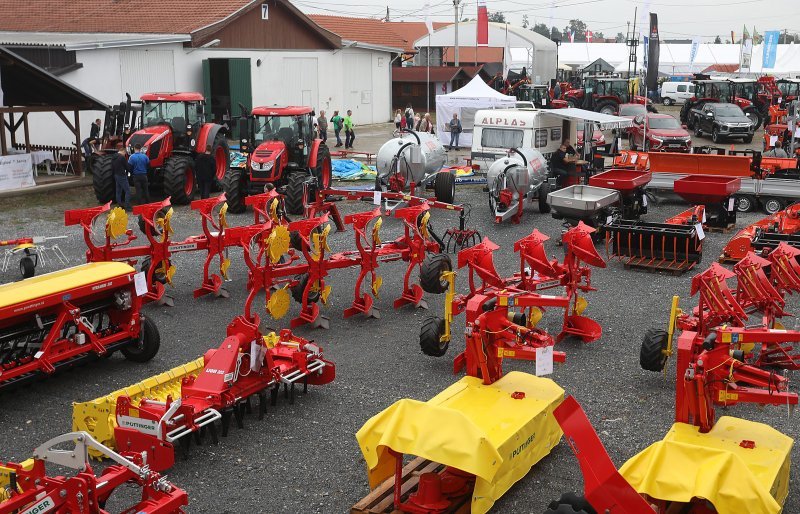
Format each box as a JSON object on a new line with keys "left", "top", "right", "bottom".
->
{"left": 665, "top": 295, "right": 682, "bottom": 359}
{"left": 441, "top": 270, "right": 456, "bottom": 343}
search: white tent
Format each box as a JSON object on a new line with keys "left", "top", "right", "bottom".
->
{"left": 435, "top": 75, "right": 516, "bottom": 147}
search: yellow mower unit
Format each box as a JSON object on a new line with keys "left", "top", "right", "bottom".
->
{"left": 356, "top": 371, "right": 564, "bottom": 514}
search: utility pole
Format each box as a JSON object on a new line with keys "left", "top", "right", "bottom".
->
{"left": 454, "top": 0, "right": 460, "bottom": 66}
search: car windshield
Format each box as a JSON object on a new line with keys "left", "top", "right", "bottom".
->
{"left": 254, "top": 115, "right": 303, "bottom": 145}
{"left": 619, "top": 104, "right": 646, "bottom": 117}
{"left": 713, "top": 105, "right": 745, "bottom": 117}
{"left": 142, "top": 101, "right": 188, "bottom": 127}
{"left": 648, "top": 117, "right": 681, "bottom": 130}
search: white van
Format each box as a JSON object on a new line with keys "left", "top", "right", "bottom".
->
{"left": 471, "top": 109, "right": 578, "bottom": 163}
{"left": 660, "top": 82, "right": 695, "bottom": 106}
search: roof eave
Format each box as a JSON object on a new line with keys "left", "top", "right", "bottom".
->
{"left": 341, "top": 40, "right": 403, "bottom": 54}
{"left": 65, "top": 35, "right": 190, "bottom": 51}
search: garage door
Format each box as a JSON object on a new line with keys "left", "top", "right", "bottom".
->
{"left": 282, "top": 57, "right": 318, "bottom": 108}
{"left": 342, "top": 53, "right": 372, "bottom": 117}
{"left": 120, "top": 50, "right": 175, "bottom": 97}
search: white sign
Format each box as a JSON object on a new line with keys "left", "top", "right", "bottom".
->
{"left": 770, "top": 135, "right": 779, "bottom": 147}
{"left": 261, "top": 3, "right": 269, "bottom": 19}
{"left": 373, "top": 191, "right": 381, "bottom": 205}
{"left": 727, "top": 197, "right": 735, "bottom": 211}
{"left": 21, "top": 496, "right": 55, "bottom": 514}
{"left": 535, "top": 346, "right": 554, "bottom": 376}
{"left": 133, "top": 272, "right": 148, "bottom": 296}
{"left": 117, "top": 415, "right": 159, "bottom": 436}
{"left": 695, "top": 222, "right": 705, "bottom": 240}
{"left": 0, "top": 153, "right": 34, "bottom": 192}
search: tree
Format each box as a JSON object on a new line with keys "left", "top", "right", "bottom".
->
{"left": 593, "top": 31, "right": 605, "bottom": 41}
{"left": 714, "top": 35, "right": 722, "bottom": 44}
{"left": 487, "top": 11, "right": 506, "bottom": 23}
{"left": 532, "top": 22, "right": 550, "bottom": 38}
{"left": 615, "top": 32, "right": 625, "bottom": 43}
{"left": 550, "top": 26, "right": 563, "bottom": 42}
{"left": 522, "top": 14, "right": 529, "bottom": 29}
{"left": 568, "top": 19, "right": 587, "bottom": 41}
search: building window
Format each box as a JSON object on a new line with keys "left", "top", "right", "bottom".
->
{"left": 481, "top": 128, "right": 524, "bottom": 149}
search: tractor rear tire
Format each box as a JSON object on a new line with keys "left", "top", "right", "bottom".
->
{"left": 223, "top": 167, "right": 248, "bottom": 214}
{"left": 211, "top": 135, "right": 231, "bottom": 190}
{"left": 538, "top": 182, "right": 551, "bottom": 213}
{"left": 140, "top": 256, "right": 168, "bottom": 285}
{"left": 163, "top": 155, "right": 195, "bottom": 205}
{"left": 544, "top": 493, "right": 597, "bottom": 514}
{"left": 566, "top": 97, "right": 579, "bottom": 109}
{"left": 313, "top": 144, "right": 332, "bottom": 190}
{"left": 640, "top": 327, "right": 669, "bottom": 372}
{"left": 92, "top": 154, "right": 115, "bottom": 204}
{"left": 291, "top": 274, "right": 321, "bottom": 303}
{"left": 122, "top": 316, "right": 160, "bottom": 363}
{"left": 743, "top": 107, "right": 762, "bottom": 130}
{"left": 434, "top": 171, "right": 456, "bottom": 204}
{"left": 419, "top": 253, "right": 452, "bottom": 294}
{"left": 596, "top": 100, "right": 618, "bottom": 115}
{"left": 284, "top": 172, "right": 307, "bottom": 215}
{"left": 420, "top": 316, "right": 448, "bottom": 357}
{"left": 19, "top": 256, "right": 35, "bottom": 279}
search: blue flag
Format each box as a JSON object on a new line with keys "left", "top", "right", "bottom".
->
{"left": 763, "top": 30, "right": 780, "bottom": 69}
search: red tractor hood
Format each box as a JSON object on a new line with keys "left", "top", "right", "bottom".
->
{"left": 128, "top": 125, "right": 171, "bottom": 148}
{"left": 251, "top": 140, "right": 287, "bottom": 164}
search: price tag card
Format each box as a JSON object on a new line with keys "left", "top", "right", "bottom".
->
{"left": 642, "top": 195, "right": 648, "bottom": 207}
{"left": 695, "top": 222, "right": 705, "bottom": 241}
{"left": 134, "top": 272, "right": 148, "bottom": 296}
{"left": 535, "top": 346, "right": 554, "bottom": 376}
{"left": 727, "top": 197, "right": 735, "bottom": 211}
{"left": 373, "top": 191, "right": 381, "bottom": 205}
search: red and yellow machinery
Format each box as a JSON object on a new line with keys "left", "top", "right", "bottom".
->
{"left": 0, "top": 235, "right": 68, "bottom": 279}
{"left": 0, "top": 432, "right": 187, "bottom": 513}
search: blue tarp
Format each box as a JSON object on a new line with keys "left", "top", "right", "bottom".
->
{"left": 332, "top": 159, "right": 377, "bottom": 181}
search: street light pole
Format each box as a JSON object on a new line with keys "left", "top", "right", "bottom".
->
{"left": 454, "top": 0, "right": 460, "bottom": 66}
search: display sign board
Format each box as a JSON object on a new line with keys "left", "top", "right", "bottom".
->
{"left": 0, "top": 153, "right": 34, "bottom": 192}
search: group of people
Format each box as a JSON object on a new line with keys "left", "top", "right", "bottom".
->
{"left": 394, "top": 106, "right": 463, "bottom": 150}
{"left": 315, "top": 110, "right": 356, "bottom": 149}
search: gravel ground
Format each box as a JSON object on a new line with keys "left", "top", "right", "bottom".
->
{"left": 1, "top": 175, "right": 797, "bottom": 510}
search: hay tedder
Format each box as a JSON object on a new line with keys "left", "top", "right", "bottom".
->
{"left": 0, "top": 261, "right": 159, "bottom": 392}
{"left": 0, "top": 432, "right": 187, "bottom": 513}
{"left": 0, "top": 236, "right": 68, "bottom": 279}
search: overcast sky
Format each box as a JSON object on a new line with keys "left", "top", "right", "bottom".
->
{"left": 296, "top": 0, "right": 800, "bottom": 42}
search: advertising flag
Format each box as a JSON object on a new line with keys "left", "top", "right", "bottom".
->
{"left": 646, "top": 13, "right": 660, "bottom": 92}
{"left": 763, "top": 30, "right": 780, "bottom": 69}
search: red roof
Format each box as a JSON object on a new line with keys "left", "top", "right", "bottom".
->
{"left": 140, "top": 92, "right": 204, "bottom": 102}
{"left": 393, "top": 66, "right": 469, "bottom": 83}
{"left": 702, "top": 64, "right": 739, "bottom": 74}
{"left": 252, "top": 106, "right": 313, "bottom": 116}
{"left": 309, "top": 15, "right": 449, "bottom": 53}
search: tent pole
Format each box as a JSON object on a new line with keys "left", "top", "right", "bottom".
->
{"left": 427, "top": 33, "right": 431, "bottom": 113}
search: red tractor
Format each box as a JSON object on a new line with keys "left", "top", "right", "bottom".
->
{"left": 562, "top": 77, "right": 654, "bottom": 114}
{"left": 516, "top": 84, "right": 569, "bottom": 109}
{"left": 777, "top": 78, "right": 800, "bottom": 102}
{"left": 223, "top": 106, "right": 331, "bottom": 214}
{"left": 92, "top": 93, "right": 230, "bottom": 205}
{"left": 679, "top": 78, "right": 762, "bottom": 129}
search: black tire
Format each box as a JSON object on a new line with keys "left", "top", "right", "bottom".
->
{"left": 140, "top": 256, "right": 168, "bottom": 285}
{"left": 538, "top": 182, "right": 551, "bottom": 213}
{"left": 121, "top": 316, "right": 160, "bottom": 363}
{"left": 763, "top": 197, "right": 784, "bottom": 215}
{"left": 223, "top": 167, "right": 248, "bottom": 214}
{"left": 19, "top": 256, "right": 35, "bottom": 279}
{"left": 545, "top": 493, "right": 596, "bottom": 514}
{"left": 566, "top": 97, "right": 579, "bottom": 109}
{"left": 290, "top": 274, "right": 320, "bottom": 303}
{"left": 711, "top": 126, "right": 722, "bottom": 144}
{"left": 419, "top": 253, "right": 452, "bottom": 294}
{"left": 211, "top": 135, "right": 231, "bottom": 191}
{"left": 92, "top": 154, "right": 115, "bottom": 204}
{"left": 434, "top": 171, "right": 456, "bottom": 204}
{"left": 694, "top": 124, "right": 703, "bottom": 138}
{"left": 595, "top": 100, "right": 618, "bottom": 115}
{"left": 663, "top": 97, "right": 673, "bottom": 106}
{"left": 420, "top": 316, "right": 448, "bottom": 357}
{"left": 640, "top": 327, "right": 669, "bottom": 372}
{"left": 743, "top": 107, "right": 762, "bottom": 130}
{"left": 736, "top": 194, "right": 755, "bottom": 213}
{"left": 313, "top": 144, "right": 332, "bottom": 190}
{"left": 284, "top": 172, "right": 307, "bottom": 215}
{"left": 162, "top": 155, "right": 195, "bottom": 205}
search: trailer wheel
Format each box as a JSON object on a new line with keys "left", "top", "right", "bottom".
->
{"left": 163, "top": 155, "right": 196, "bottom": 205}
{"left": 420, "top": 317, "right": 448, "bottom": 357}
{"left": 19, "top": 256, "right": 35, "bottom": 279}
{"left": 419, "top": 253, "right": 452, "bottom": 294}
{"left": 763, "top": 197, "right": 784, "bottom": 215}
{"left": 284, "top": 172, "right": 307, "bottom": 215}
{"left": 640, "top": 327, "right": 669, "bottom": 372}
{"left": 92, "top": 154, "right": 115, "bottom": 204}
{"left": 434, "top": 171, "right": 456, "bottom": 204}
{"left": 122, "top": 316, "right": 160, "bottom": 363}
{"left": 538, "top": 182, "right": 551, "bottom": 213}
{"left": 735, "top": 194, "right": 755, "bottom": 213}
{"left": 291, "top": 274, "right": 321, "bottom": 303}
{"left": 223, "top": 167, "right": 248, "bottom": 214}
{"left": 544, "top": 493, "right": 597, "bottom": 514}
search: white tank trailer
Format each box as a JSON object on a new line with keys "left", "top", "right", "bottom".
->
{"left": 375, "top": 131, "right": 456, "bottom": 203}
{"left": 486, "top": 148, "right": 551, "bottom": 223}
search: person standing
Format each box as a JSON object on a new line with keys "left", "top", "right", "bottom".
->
{"left": 448, "top": 113, "right": 462, "bottom": 150}
{"left": 394, "top": 109, "right": 402, "bottom": 131}
{"left": 128, "top": 144, "right": 151, "bottom": 204}
{"left": 553, "top": 82, "right": 562, "bottom": 100}
{"left": 317, "top": 110, "right": 328, "bottom": 144}
{"left": 331, "top": 110, "right": 343, "bottom": 147}
{"left": 194, "top": 145, "right": 216, "bottom": 199}
{"left": 764, "top": 140, "right": 789, "bottom": 158}
{"left": 404, "top": 104, "right": 414, "bottom": 130}
{"left": 90, "top": 118, "right": 101, "bottom": 140}
{"left": 413, "top": 113, "right": 421, "bottom": 131}
{"left": 419, "top": 113, "right": 434, "bottom": 134}
{"left": 111, "top": 144, "right": 132, "bottom": 210}
{"left": 344, "top": 110, "right": 355, "bottom": 149}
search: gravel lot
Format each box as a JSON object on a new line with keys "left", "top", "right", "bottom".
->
{"left": 0, "top": 129, "right": 797, "bottom": 512}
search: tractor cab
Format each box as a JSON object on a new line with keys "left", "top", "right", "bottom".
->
{"left": 517, "top": 84, "right": 567, "bottom": 109}
{"left": 137, "top": 93, "right": 206, "bottom": 159}
{"left": 777, "top": 78, "right": 800, "bottom": 102}
{"left": 565, "top": 76, "right": 651, "bottom": 114}
{"left": 683, "top": 79, "right": 760, "bottom": 128}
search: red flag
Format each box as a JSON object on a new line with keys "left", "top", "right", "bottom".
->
{"left": 586, "top": 30, "right": 593, "bottom": 43}
{"left": 568, "top": 31, "right": 575, "bottom": 43}
{"left": 477, "top": 1, "right": 488, "bottom": 46}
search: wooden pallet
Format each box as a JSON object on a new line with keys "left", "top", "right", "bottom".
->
{"left": 622, "top": 259, "right": 694, "bottom": 276}
{"left": 705, "top": 223, "right": 736, "bottom": 234}
{"left": 351, "top": 457, "right": 472, "bottom": 514}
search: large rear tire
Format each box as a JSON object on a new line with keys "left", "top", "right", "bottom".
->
{"left": 640, "top": 327, "right": 669, "bottom": 372}
{"left": 284, "top": 172, "right": 307, "bottom": 215}
{"left": 211, "top": 135, "right": 231, "bottom": 191}
{"left": 313, "top": 144, "right": 332, "bottom": 189}
{"left": 223, "top": 167, "right": 248, "bottom": 214}
{"left": 434, "top": 171, "right": 456, "bottom": 204}
{"left": 596, "top": 100, "right": 618, "bottom": 115}
{"left": 92, "top": 154, "right": 115, "bottom": 203}
{"left": 538, "top": 182, "right": 551, "bottom": 213}
{"left": 743, "top": 106, "right": 762, "bottom": 130}
{"left": 162, "top": 155, "right": 195, "bottom": 205}
{"left": 420, "top": 317, "right": 448, "bottom": 357}
{"left": 419, "top": 253, "right": 453, "bottom": 294}
{"left": 122, "top": 316, "right": 160, "bottom": 363}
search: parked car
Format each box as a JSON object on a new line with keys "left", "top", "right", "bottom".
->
{"left": 629, "top": 113, "right": 692, "bottom": 152}
{"left": 618, "top": 103, "right": 648, "bottom": 134}
{"left": 660, "top": 81, "right": 695, "bottom": 106}
{"left": 691, "top": 102, "right": 755, "bottom": 143}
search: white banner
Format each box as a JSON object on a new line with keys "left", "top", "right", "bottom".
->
{"left": 0, "top": 153, "right": 35, "bottom": 192}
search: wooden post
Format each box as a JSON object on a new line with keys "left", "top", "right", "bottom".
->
{"left": 0, "top": 113, "right": 7, "bottom": 156}
{"left": 74, "top": 110, "right": 82, "bottom": 176}
{"left": 8, "top": 112, "right": 15, "bottom": 147}
{"left": 23, "top": 113, "right": 30, "bottom": 153}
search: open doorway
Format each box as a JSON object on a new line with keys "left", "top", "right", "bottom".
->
{"left": 202, "top": 58, "right": 252, "bottom": 138}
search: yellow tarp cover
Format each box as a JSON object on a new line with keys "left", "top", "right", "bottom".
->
{"left": 620, "top": 416, "right": 793, "bottom": 514}
{"left": 356, "top": 371, "right": 564, "bottom": 514}
{"left": 0, "top": 262, "right": 134, "bottom": 309}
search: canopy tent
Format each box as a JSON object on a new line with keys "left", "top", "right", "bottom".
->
{"left": 435, "top": 75, "right": 516, "bottom": 147}
{"left": 543, "top": 108, "right": 633, "bottom": 130}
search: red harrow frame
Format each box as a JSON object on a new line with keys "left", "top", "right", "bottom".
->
{"left": 721, "top": 201, "right": 800, "bottom": 262}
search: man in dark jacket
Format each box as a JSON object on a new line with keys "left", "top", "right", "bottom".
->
{"left": 111, "top": 144, "right": 132, "bottom": 209}
{"left": 194, "top": 145, "right": 216, "bottom": 199}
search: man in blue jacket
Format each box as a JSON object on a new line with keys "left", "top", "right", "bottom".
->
{"left": 128, "top": 144, "right": 150, "bottom": 204}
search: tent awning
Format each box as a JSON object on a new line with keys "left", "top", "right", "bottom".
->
{"left": 543, "top": 108, "right": 633, "bottom": 130}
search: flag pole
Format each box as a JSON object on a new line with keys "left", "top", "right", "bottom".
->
{"left": 427, "top": 32, "right": 431, "bottom": 113}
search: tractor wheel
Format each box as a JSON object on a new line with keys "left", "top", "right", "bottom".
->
{"left": 640, "top": 327, "right": 669, "bottom": 372}
{"left": 19, "top": 256, "right": 35, "bottom": 279}
{"left": 596, "top": 100, "right": 618, "bottom": 115}
{"left": 566, "top": 97, "right": 579, "bottom": 109}
{"left": 313, "top": 144, "right": 332, "bottom": 190}
{"left": 735, "top": 194, "right": 756, "bottom": 213}
{"left": 140, "top": 256, "right": 168, "bottom": 285}
{"left": 538, "top": 181, "right": 551, "bottom": 213}
{"left": 92, "top": 154, "right": 115, "bottom": 204}
{"left": 163, "top": 155, "right": 196, "bottom": 205}
{"left": 711, "top": 127, "right": 722, "bottom": 144}
{"left": 434, "top": 171, "right": 456, "bottom": 204}
{"left": 419, "top": 253, "right": 453, "bottom": 294}
{"left": 544, "top": 493, "right": 597, "bottom": 514}
{"left": 122, "top": 316, "right": 160, "bottom": 363}
{"left": 763, "top": 197, "right": 784, "bottom": 215}
{"left": 284, "top": 172, "right": 308, "bottom": 215}
{"left": 223, "top": 167, "right": 248, "bottom": 214}
{"left": 419, "top": 317, "right": 448, "bottom": 357}
{"left": 291, "top": 274, "right": 321, "bottom": 304}
{"left": 211, "top": 135, "right": 231, "bottom": 189}
{"left": 743, "top": 107, "right": 762, "bottom": 130}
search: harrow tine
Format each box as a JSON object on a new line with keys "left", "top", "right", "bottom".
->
{"left": 193, "top": 429, "right": 203, "bottom": 446}
{"left": 220, "top": 408, "right": 232, "bottom": 437}
{"left": 235, "top": 403, "right": 246, "bottom": 429}
{"left": 258, "top": 390, "right": 268, "bottom": 420}
{"left": 244, "top": 396, "right": 253, "bottom": 414}
{"left": 179, "top": 434, "right": 191, "bottom": 457}
{"left": 208, "top": 422, "right": 219, "bottom": 445}
{"left": 270, "top": 385, "right": 279, "bottom": 406}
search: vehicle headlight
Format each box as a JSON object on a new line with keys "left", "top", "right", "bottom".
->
{"left": 719, "top": 125, "right": 729, "bottom": 132}
{"left": 263, "top": 161, "right": 274, "bottom": 171}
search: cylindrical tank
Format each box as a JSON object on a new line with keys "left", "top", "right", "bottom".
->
{"left": 376, "top": 132, "right": 447, "bottom": 186}
{"left": 486, "top": 148, "right": 548, "bottom": 202}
